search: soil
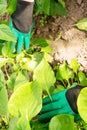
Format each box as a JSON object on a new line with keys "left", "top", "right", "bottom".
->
{"left": 1, "top": 0, "right": 87, "bottom": 70}
{"left": 33, "top": 0, "right": 87, "bottom": 71}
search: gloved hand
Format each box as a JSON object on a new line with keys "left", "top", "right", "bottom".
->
{"left": 0, "top": 21, "right": 33, "bottom": 53}
{"left": 9, "top": 18, "right": 33, "bottom": 53}
{"left": 38, "top": 85, "right": 83, "bottom": 122}
{"left": 9, "top": 0, "right": 34, "bottom": 53}
{"left": 0, "top": 0, "right": 34, "bottom": 54}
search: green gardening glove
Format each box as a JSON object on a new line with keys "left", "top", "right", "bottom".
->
{"left": 0, "top": 1, "right": 34, "bottom": 54}
{"left": 0, "top": 21, "right": 33, "bottom": 53}
{"left": 9, "top": 18, "right": 33, "bottom": 53}
{"left": 38, "top": 85, "right": 83, "bottom": 122}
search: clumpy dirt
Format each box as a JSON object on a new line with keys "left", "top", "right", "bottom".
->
{"left": 33, "top": 0, "right": 87, "bottom": 39}
{"left": 33, "top": 0, "right": 87, "bottom": 71}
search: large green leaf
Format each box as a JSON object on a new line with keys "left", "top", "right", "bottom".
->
{"left": 8, "top": 81, "right": 42, "bottom": 120}
{"left": 0, "top": 24, "right": 16, "bottom": 42}
{"left": 33, "top": 57, "right": 56, "bottom": 95}
{"left": 70, "top": 58, "right": 80, "bottom": 73}
{"left": 77, "top": 87, "right": 87, "bottom": 123}
{"left": 49, "top": 114, "right": 74, "bottom": 130}
{"left": 0, "top": 0, "right": 7, "bottom": 15}
{"left": 0, "top": 85, "right": 8, "bottom": 115}
{"left": 76, "top": 18, "right": 87, "bottom": 31}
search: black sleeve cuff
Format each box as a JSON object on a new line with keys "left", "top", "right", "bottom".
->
{"left": 66, "top": 85, "right": 85, "bottom": 114}
{"left": 11, "top": 0, "right": 34, "bottom": 33}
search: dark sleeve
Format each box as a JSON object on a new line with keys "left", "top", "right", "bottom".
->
{"left": 11, "top": 0, "right": 34, "bottom": 33}
{"left": 66, "top": 85, "right": 85, "bottom": 114}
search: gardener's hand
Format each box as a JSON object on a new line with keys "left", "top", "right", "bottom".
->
{"left": 9, "top": 0, "right": 34, "bottom": 53}
{"left": 9, "top": 18, "right": 33, "bottom": 53}
{"left": 38, "top": 85, "right": 84, "bottom": 122}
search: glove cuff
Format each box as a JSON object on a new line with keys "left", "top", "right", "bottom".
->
{"left": 11, "top": 1, "right": 34, "bottom": 33}
{"left": 66, "top": 85, "right": 84, "bottom": 114}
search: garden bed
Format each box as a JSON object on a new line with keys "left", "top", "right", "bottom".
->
{"left": 33, "top": 0, "right": 87, "bottom": 71}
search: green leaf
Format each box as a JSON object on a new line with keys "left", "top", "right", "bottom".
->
{"left": 34, "top": 0, "right": 66, "bottom": 16}
{"left": 0, "top": 85, "right": 8, "bottom": 115}
{"left": 8, "top": 116, "right": 31, "bottom": 130}
{"left": 80, "top": 79, "right": 87, "bottom": 86}
{"left": 56, "top": 62, "right": 74, "bottom": 82}
{"left": 2, "top": 42, "right": 13, "bottom": 56}
{"left": 53, "top": 85, "right": 65, "bottom": 94}
{"left": 8, "top": 81, "right": 42, "bottom": 120}
{"left": 34, "top": 0, "right": 50, "bottom": 15}
{"left": 7, "top": 71, "right": 29, "bottom": 90}
{"left": 78, "top": 71, "right": 86, "bottom": 82}
{"left": 31, "top": 38, "right": 50, "bottom": 47}
{"left": 16, "top": 52, "right": 25, "bottom": 63}
{"left": 33, "top": 57, "right": 56, "bottom": 95}
{"left": 31, "top": 120, "right": 49, "bottom": 130}
{"left": 58, "top": 0, "right": 66, "bottom": 7}
{"left": 14, "top": 116, "right": 31, "bottom": 130}
{"left": 0, "top": 70, "right": 5, "bottom": 83}
{"left": 0, "top": 57, "right": 13, "bottom": 68}
{"left": 8, "top": 117, "right": 18, "bottom": 130}
{"left": 77, "top": 87, "right": 87, "bottom": 123}
{"left": 7, "top": 72, "right": 17, "bottom": 90}
{"left": 50, "top": 0, "right": 67, "bottom": 16}
{"left": 7, "top": 0, "right": 17, "bottom": 15}
{"left": 56, "top": 66, "right": 64, "bottom": 82}
{"left": 76, "top": 18, "right": 87, "bottom": 31}
{"left": 14, "top": 71, "right": 29, "bottom": 90}
{"left": 20, "top": 53, "right": 43, "bottom": 71}
{"left": 41, "top": 46, "right": 53, "bottom": 53}
{"left": 44, "top": 52, "right": 53, "bottom": 63}
{"left": 70, "top": 58, "right": 80, "bottom": 73}
{"left": 0, "top": 24, "right": 16, "bottom": 42}
{"left": 49, "top": 114, "right": 74, "bottom": 130}
{"left": 0, "top": 0, "right": 7, "bottom": 15}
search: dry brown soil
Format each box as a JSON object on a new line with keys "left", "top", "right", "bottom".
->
{"left": 33, "top": 0, "right": 87, "bottom": 71}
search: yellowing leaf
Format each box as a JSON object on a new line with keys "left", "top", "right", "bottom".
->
{"left": 49, "top": 114, "right": 74, "bottom": 130}
{"left": 76, "top": 18, "right": 87, "bottom": 31}
{"left": 33, "top": 58, "right": 56, "bottom": 95}
{"left": 0, "top": 24, "right": 16, "bottom": 42}
{"left": 77, "top": 87, "right": 87, "bottom": 123}
{"left": 8, "top": 81, "right": 42, "bottom": 120}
